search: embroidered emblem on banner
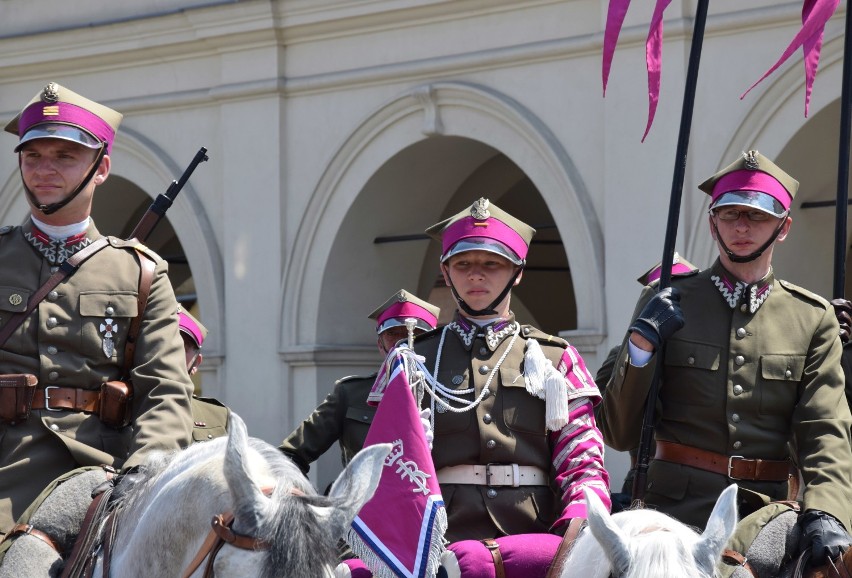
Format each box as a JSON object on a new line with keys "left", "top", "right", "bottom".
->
{"left": 385, "top": 439, "right": 431, "bottom": 495}
{"left": 100, "top": 318, "right": 117, "bottom": 358}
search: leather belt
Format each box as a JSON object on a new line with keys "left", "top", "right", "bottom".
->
{"left": 655, "top": 440, "right": 793, "bottom": 482}
{"left": 31, "top": 386, "right": 100, "bottom": 414}
{"left": 437, "top": 464, "right": 548, "bottom": 487}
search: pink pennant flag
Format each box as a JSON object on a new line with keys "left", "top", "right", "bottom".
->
{"left": 602, "top": 0, "right": 633, "bottom": 96}
{"left": 347, "top": 350, "right": 447, "bottom": 578}
{"left": 643, "top": 0, "right": 673, "bottom": 142}
{"left": 602, "top": 0, "right": 674, "bottom": 140}
{"left": 741, "top": 0, "right": 840, "bottom": 116}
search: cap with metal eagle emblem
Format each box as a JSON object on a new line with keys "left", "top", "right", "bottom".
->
{"left": 5, "top": 82, "right": 123, "bottom": 154}
{"left": 426, "top": 198, "right": 536, "bottom": 265}
{"left": 699, "top": 150, "right": 799, "bottom": 218}
{"left": 369, "top": 289, "right": 440, "bottom": 334}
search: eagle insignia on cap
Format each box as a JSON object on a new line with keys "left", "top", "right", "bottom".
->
{"left": 471, "top": 198, "right": 491, "bottom": 220}
{"left": 743, "top": 150, "right": 760, "bottom": 170}
{"left": 41, "top": 83, "right": 60, "bottom": 104}
{"left": 396, "top": 291, "right": 406, "bottom": 302}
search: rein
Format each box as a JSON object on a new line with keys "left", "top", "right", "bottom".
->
{"left": 181, "top": 486, "right": 284, "bottom": 578}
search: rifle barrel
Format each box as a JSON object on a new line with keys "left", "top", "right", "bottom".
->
{"left": 128, "top": 147, "right": 209, "bottom": 242}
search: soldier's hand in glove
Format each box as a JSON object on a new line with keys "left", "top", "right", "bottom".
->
{"left": 798, "top": 509, "right": 852, "bottom": 565}
{"left": 420, "top": 408, "right": 434, "bottom": 450}
{"left": 629, "top": 287, "right": 684, "bottom": 351}
{"left": 831, "top": 298, "right": 852, "bottom": 345}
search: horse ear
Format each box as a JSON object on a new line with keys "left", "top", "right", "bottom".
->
{"left": 321, "top": 443, "right": 392, "bottom": 537}
{"left": 693, "top": 484, "right": 738, "bottom": 576}
{"left": 582, "top": 487, "right": 631, "bottom": 576}
{"left": 223, "top": 412, "right": 272, "bottom": 531}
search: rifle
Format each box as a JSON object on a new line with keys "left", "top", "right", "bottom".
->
{"left": 129, "top": 147, "right": 209, "bottom": 241}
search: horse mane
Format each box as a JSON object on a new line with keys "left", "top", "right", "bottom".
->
{"left": 240, "top": 440, "right": 339, "bottom": 578}
{"left": 109, "top": 423, "right": 339, "bottom": 577}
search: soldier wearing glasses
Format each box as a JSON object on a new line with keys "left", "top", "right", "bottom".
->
{"left": 599, "top": 151, "right": 852, "bottom": 566}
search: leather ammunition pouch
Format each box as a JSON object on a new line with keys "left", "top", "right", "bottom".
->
{"left": 0, "top": 374, "right": 38, "bottom": 423}
{"left": 99, "top": 381, "right": 133, "bottom": 429}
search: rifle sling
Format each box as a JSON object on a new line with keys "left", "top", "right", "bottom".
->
{"left": 0, "top": 237, "right": 110, "bottom": 349}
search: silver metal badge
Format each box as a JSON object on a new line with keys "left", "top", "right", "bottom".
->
{"left": 41, "top": 83, "right": 60, "bottom": 104}
{"left": 470, "top": 198, "right": 491, "bottom": 220}
{"left": 100, "top": 318, "right": 117, "bottom": 358}
{"left": 743, "top": 150, "right": 760, "bottom": 170}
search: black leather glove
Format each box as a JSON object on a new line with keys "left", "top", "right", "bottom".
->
{"left": 629, "top": 287, "right": 684, "bottom": 351}
{"left": 832, "top": 298, "right": 852, "bottom": 345}
{"left": 798, "top": 509, "right": 852, "bottom": 565}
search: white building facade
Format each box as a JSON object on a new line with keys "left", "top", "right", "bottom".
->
{"left": 1, "top": 0, "right": 848, "bottom": 489}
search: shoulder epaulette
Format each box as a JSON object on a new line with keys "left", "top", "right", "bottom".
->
{"left": 107, "top": 237, "right": 164, "bottom": 263}
{"left": 647, "top": 268, "right": 700, "bottom": 289}
{"left": 335, "top": 372, "right": 378, "bottom": 385}
{"left": 778, "top": 279, "right": 830, "bottom": 308}
{"left": 521, "top": 325, "right": 568, "bottom": 348}
{"left": 0, "top": 225, "right": 14, "bottom": 236}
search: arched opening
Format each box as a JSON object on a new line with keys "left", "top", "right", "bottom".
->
{"left": 90, "top": 175, "right": 204, "bottom": 390}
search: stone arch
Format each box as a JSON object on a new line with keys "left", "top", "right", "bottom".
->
{"left": 281, "top": 81, "right": 605, "bottom": 358}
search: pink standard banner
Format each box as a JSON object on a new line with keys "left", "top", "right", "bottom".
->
{"left": 602, "top": 0, "right": 840, "bottom": 136}
{"left": 347, "top": 350, "right": 447, "bottom": 578}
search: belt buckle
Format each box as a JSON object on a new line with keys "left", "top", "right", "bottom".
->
{"left": 43, "top": 386, "right": 61, "bottom": 412}
{"left": 728, "top": 455, "right": 744, "bottom": 480}
{"left": 485, "top": 463, "right": 496, "bottom": 487}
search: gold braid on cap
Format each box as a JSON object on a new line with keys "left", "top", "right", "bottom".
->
{"left": 41, "top": 83, "right": 60, "bottom": 104}
{"left": 471, "top": 198, "right": 490, "bottom": 220}
{"left": 743, "top": 150, "right": 760, "bottom": 170}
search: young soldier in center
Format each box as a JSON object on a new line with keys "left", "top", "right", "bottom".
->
{"left": 415, "top": 198, "right": 609, "bottom": 576}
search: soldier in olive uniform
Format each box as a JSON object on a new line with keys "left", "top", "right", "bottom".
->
{"left": 414, "top": 198, "right": 609, "bottom": 551}
{"left": 595, "top": 254, "right": 698, "bottom": 508}
{"left": 599, "top": 151, "right": 852, "bottom": 566}
{"left": 280, "top": 290, "right": 440, "bottom": 475}
{"left": 177, "top": 307, "right": 232, "bottom": 443}
{"left": 0, "top": 83, "right": 194, "bottom": 534}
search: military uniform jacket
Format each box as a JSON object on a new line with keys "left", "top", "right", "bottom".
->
{"left": 600, "top": 259, "right": 852, "bottom": 529}
{"left": 0, "top": 220, "right": 194, "bottom": 531}
{"left": 414, "top": 313, "right": 608, "bottom": 543}
{"left": 280, "top": 373, "right": 377, "bottom": 475}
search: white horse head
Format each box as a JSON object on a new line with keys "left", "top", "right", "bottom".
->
{"left": 95, "top": 413, "right": 390, "bottom": 578}
{"left": 560, "top": 485, "right": 738, "bottom": 578}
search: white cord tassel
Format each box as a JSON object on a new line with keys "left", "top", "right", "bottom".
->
{"left": 524, "top": 339, "right": 569, "bottom": 431}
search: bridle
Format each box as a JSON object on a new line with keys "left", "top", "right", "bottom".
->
{"left": 181, "top": 486, "right": 279, "bottom": 578}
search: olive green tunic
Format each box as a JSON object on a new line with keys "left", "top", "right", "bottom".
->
{"left": 599, "top": 259, "right": 852, "bottom": 529}
{"left": 0, "top": 220, "right": 194, "bottom": 532}
{"left": 414, "top": 313, "right": 606, "bottom": 543}
{"left": 279, "top": 373, "right": 377, "bottom": 475}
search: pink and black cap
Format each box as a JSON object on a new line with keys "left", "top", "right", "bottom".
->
{"left": 5, "top": 82, "right": 123, "bottom": 154}
{"left": 178, "top": 307, "right": 208, "bottom": 348}
{"left": 426, "top": 198, "right": 536, "bottom": 266}
{"left": 699, "top": 150, "right": 798, "bottom": 218}
{"left": 369, "top": 290, "right": 440, "bottom": 334}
